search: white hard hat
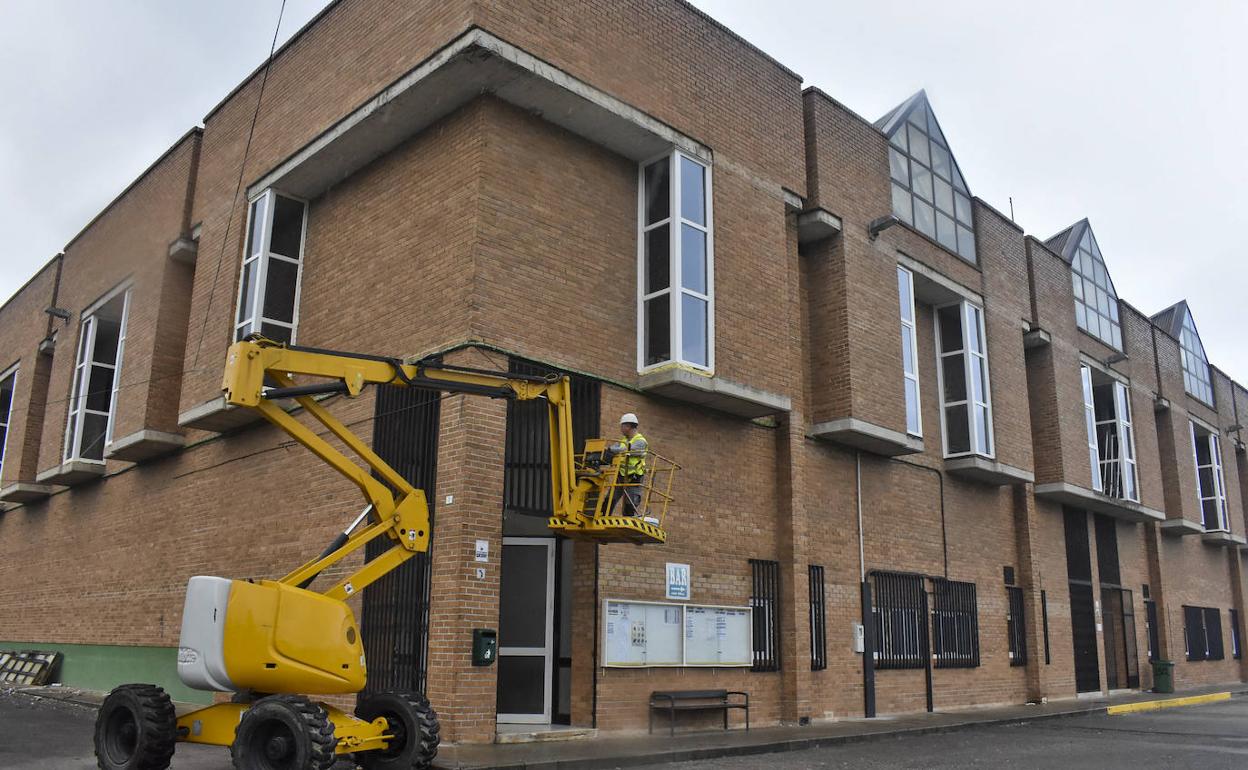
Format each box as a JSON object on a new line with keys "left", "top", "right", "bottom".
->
{"left": 620, "top": 413, "right": 639, "bottom": 425}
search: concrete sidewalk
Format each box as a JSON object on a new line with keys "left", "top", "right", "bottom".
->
{"left": 8, "top": 682, "right": 1246, "bottom": 770}
{"left": 430, "top": 684, "right": 1248, "bottom": 770}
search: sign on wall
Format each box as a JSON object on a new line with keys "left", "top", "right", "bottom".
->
{"left": 666, "top": 563, "right": 691, "bottom": 600}
{"left": 602, "top": 599, "right": 751, "bottom": 668}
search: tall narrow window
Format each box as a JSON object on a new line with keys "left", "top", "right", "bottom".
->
{"left": 0, "top": 365, "right": 16, "bottom": 479}
{"left": 1191, "top": 422, "right": 1228, "bottom": 531}
{"left": 1178, "top": 309, "right": 1213, "bottom": 405}
{"left": 931, "top": 578, "right": 980, "bottom": 668}
{"left": 1069, "top": 227, "right": 1121, "bottom": 349}
{"left": 1080, "top": 366, "right": 1102, "bottom": 493}
{"left": 898, "top": 266, "right": 921, "bottom": 436}
{"left": 882, "top": 96, "right": 976, "bottom": 263}
{"left": 235, "top": 190, "right": 308, "bottom": 345}
{"left": 749, "top": 559, "right": 780, "bottom": 672}
{"left": 1041, "top": 590, "right": 1051, "bottom": 665}
{"left": 1232, "top": 609, "right": 1242, "bottom": 660}
{"left": 64, "top": 289, "right": 129, "bottom": 462}
{"left": 638, "top": 152, "right": 713, "bottom": 371}
{"left": 935, "top": 301, "right": 993, "bottom": 457}
{"left": 1006, "top": 584, "right": 1027, "bottom": 666}
{"left": 809, "top": 565, "right": 827, "bottom": 671}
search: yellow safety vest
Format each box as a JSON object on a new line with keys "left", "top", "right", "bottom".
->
{"left": 619, "top": 432, "right": 648, "bottom": 479}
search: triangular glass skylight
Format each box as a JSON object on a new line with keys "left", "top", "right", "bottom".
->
{"left": 882, "top": 92, "right": 976, "bottom": 263}
{"left": 1178, "top": 306, "right": 1213, "bottom": 405}
{"left": 1067, "top": 222, "right": 1122, "bottom": 350}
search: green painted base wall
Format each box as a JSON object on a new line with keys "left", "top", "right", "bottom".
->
{"left": 0, "top": 642, "right": 211, "bottom": 705}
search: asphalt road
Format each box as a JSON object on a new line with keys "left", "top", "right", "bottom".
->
{"left": 633, "top": 697, "right": 1248, "bottom": 769}
{"left": 3, "top": 689, "right": 1247, "bottom": 769}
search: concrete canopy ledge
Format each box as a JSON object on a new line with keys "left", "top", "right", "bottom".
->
{"left": 35, "top": 460, "right": 105, "bottom": 487}
{"left": 1202, "top": 530, "right": 1247, "bottom": 548}
{"left": 797, "top": 208, "right": 842, "bottom": 245}
{"left": 0, "top": 482, "right": 58, "bottom": 503}
{"left": 106, "top": 429, "right": 186, "bottom": 462}
{"left": 1033, "top": 482, "right": 1165, "bottom": 524}
{"left": 250, "top": 27, "right": 709, "bottom": 201}
{"left": 809, "top": 417, "right": 922, "bottom": 457}
{"left": 1160, "top": 518, "right": 1205, "bottom": 537}
{"left": 946, "top": 456, "right": 1034, "bottom": 486}
{"left": 1023, "top": 328, "right": 1051, "bottom": 350}
{"left": 638, "top": 368, "right": 789, "bottom": 419}
{"left": 178, "top": 396, "right": 263, "bottom": 433}
{"left": 167, "top": 237, "right": 197, "bottom": 265}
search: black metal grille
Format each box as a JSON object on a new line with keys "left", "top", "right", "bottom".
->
{"left": 931, "top": 578, "right": 979, "bottom": 669}
{"left": 1144, "top": 599, "right": 1159, "bottom": 663}
{"left": 750, "top": 559, "right": 781, "bottom": 672}
{"left": 809, "top": 565, "right": 827, "bottom": 671}
{"left": 870, "top": 571, "right": 928, "bottom": 670}
{"left": 1006, "top": 585, "right": 1027, "bottom": 666}
{"left": 1184, "top": 605, "right": 1224, "bottom": 662}
{"left": 361, "top": 380, "right": 441, "bottom": 695}
{"left": 1232, "top": 609, "right": 1242, "bottom": 660}
{"left": 503, "top": 358, "right": 600, "bottom": 517}
{"left": 1041, "top": 590, "right": 1051, "bottom": 665}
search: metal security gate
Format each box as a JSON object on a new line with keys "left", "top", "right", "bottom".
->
{"left": 1064, "top": 509, "right": 1101, "bottom": 693}
{"left": 360, "top": 381, "right": 441, "bottom": 695}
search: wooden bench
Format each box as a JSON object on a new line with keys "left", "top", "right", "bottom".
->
{"left": 649, "top": 689, "right": 749, "bottom": 736}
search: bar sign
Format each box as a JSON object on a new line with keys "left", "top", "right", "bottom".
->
{"left": 666, "top": 563, "right": 691, "bottom": 600}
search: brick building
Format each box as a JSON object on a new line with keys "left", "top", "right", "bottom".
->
{"left": 2, "top": 0, "right": 1247, "bottom": 745}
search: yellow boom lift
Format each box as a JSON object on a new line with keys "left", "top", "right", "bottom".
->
{"left": 94, "top": 338, "right": 677, "bottom": 770}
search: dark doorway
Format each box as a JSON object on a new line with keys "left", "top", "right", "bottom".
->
{"left": 499, "top": 357, "right": 600, "bottom": 726}
{"left": 361, "top": 380, "right": 442, "bottom": 695}
{"left": 1064, "top": 509, "right": 1101, "bottom": 693}
{"left": 1094, "top": 515, "right": 1139, "bottom": 690}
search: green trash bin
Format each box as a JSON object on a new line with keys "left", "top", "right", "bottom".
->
{"left": 1151, "top": 660, "right": 1174, "bottom": 694}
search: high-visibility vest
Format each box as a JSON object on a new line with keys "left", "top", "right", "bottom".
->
{"left": 618, "top": 432, "right": 648, "bottom": 478}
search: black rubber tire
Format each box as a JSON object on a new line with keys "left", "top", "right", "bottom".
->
{"left": 353, "top": 691, "right": 440, "bottom": 769}
{"left": 93, "top": 684, "right": 177, "bottom": 770}
{"left": 230, "top": 694, "right": 337, "bottom": 770}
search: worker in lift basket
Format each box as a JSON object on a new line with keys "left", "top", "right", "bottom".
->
{"left": 609, "top": 413, "right": 657, "bottom": 523}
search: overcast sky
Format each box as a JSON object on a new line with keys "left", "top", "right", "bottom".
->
{"left": 2, "top": 1, "right": 1244, "bottom": 382}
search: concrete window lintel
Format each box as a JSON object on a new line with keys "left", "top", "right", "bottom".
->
{"left": 809, "top": 417, "right": 923, "bottom": 457}
{"left": 945, "top": 456, "right": 1034, "bottom": 486}
{"left": 1033, "top": 482, "right": 1164, "bottom": 523}
{"left": 638, "top": 368, "right": 790, "bottom": 419}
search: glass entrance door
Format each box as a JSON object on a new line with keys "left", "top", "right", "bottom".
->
{"left": 496, "top": 537, "right": 555, "bottom": 724}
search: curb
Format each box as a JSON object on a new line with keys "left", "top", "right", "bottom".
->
{"left": 1106, "top": 691, "right": 1231, "bottom": 715}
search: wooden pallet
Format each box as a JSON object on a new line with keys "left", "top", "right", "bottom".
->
{"left": 0, "top": 651, "right": 62, "bottom": 686}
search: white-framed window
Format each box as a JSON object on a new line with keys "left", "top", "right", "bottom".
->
{"left": 1191, "top": 421, "right": 1228, "bottom": 531}
{"left": 0, "top": 364, "right": 16, "bottom": 480}
{"left": 935, "top": 300, "right": 993, "bottom": 457}
{"left": 64, "top": 288, "right": 130, "bottom": 463}
{"left": 1080, "top": 366, "right": 1102, "bottom": 493}
{"left": 1079, "top": 365, "right": 1139, "bottom": 501}
{"left": 897, "top": 266, "right": 921, "bottom": 436}
{"left": 1178, "top": 309, "right": 1213, "bottom": 406}
{"left": 638, "top": 151, "right": 713, "bottom": 372}
{"left": 235, "top": 189, "right": 308, "bottom": 345}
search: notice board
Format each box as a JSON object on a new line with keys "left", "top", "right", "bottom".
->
{"left": 683, "top": 605, "right": 752, "bottom": 666}
{"left": 602, "top": 600, "right": 751, "bottom": 668}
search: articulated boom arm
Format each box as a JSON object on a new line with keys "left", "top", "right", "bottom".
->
{"left": 221, "top": 339, "right": 584, "bottom": 600}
